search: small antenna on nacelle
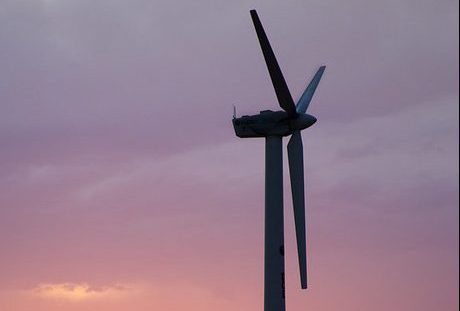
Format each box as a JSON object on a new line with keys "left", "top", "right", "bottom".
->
{"left": 233, "top": 105, "right": 237, "bottom": 119}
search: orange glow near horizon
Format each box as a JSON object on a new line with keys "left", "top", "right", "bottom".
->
{"left": 32, "top": 283, "right": 130, "bottom": 302}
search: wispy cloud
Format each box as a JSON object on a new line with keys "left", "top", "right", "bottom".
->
{"left": 32, "top": 283, "right": 131, "bottom": 302}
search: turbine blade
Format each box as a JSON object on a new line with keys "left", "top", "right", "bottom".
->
{"left": 296, "top": 66, "right": 326, "bottom": 113}
{"left": 287, "top": 130, "right": 307, "bottom": 289}
{"left": 250, "top": 10, "right": 296, "bottom": 117}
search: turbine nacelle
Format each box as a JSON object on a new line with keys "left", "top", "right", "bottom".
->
{"left": 232, "top": 111, "right": 317, "bottom": 138}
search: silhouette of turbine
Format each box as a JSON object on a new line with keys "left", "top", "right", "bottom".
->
{"left": 232, "top": 10, "right": 325, "bottom": 311}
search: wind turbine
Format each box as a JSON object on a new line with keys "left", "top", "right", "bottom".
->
{"left": 232, "top": 10, "right": 325, "bottom": 311}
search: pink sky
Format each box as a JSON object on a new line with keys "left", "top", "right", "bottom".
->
{"left": 0, "top": 0, "right": 458, "bottom": 310}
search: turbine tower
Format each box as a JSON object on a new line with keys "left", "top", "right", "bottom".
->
{"left": 232, "top": 10, "right": 325, "bottom": 311}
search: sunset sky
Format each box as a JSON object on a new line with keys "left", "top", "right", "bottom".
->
{"left": 0, "top": 0, "right": 458, "bottom": 310}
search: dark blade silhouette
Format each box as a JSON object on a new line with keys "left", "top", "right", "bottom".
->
{"left": 288, "top": 130, "right": 308, "bottom": 289}
{"left": 250, "top": 10, "right": 297, "bottom": 118}
{"left": 296, "top": 65, "right": 326, "bottom": 113}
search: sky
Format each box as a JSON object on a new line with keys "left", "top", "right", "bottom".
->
{"left": 0, "top": 0, "right": 458, "bottom": 310}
